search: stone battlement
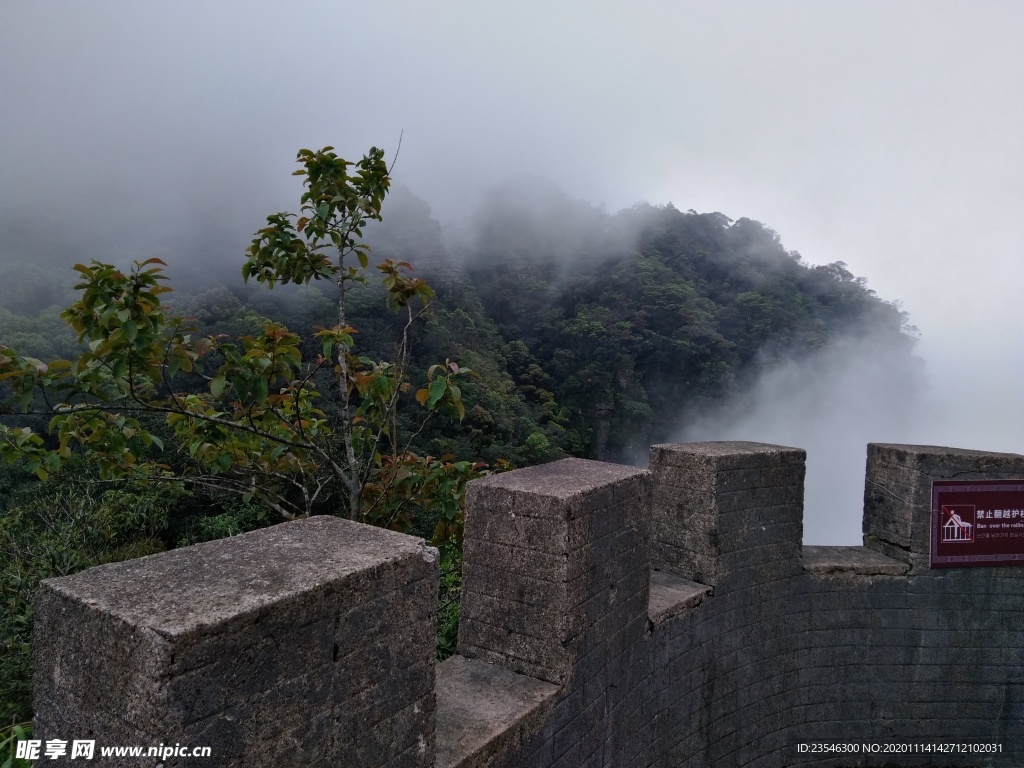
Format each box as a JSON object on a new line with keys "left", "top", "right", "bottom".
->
{"left": 34, "top": 443, "right": 1024, "bottom": 766}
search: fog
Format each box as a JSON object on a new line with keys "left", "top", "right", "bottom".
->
{"left": 679, "top": 331, "right": 924, "bottom": 544}
{"left": 2, "top": 1, "right": 1022, "bottom": 543}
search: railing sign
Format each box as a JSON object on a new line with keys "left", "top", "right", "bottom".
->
{"left": 931, "top": 479, "right": 1024, "bottom": 568}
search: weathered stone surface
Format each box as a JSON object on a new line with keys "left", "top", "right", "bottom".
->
{"left": 648, "top": 569, "right": 713, "bottom": 624}
{"left": 650, "top": 441, "right": 806, "bottom": 470}
{"left": 35, "top": 443, "right": 1024, "bottom": 768}
{"left": 802, "top": 545, "right": 911, "bottom": 576}
{"left": 34, "top": 516, "right": 438, "bottom": 768}
{"left": 459, "top": 458, "right": 651, "bottom": 685}
{"left": 649, "top": 441, "right": 806, "bottom": 587}
{"left": 434, "top": 655, "right": 558, "bottom": 768}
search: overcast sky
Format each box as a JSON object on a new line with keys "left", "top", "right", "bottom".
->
{"left": 2, "top": 1, "right": 1022, "bottom": 540}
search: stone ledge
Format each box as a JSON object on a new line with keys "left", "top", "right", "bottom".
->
{"left": 435, "top": 655, "right": 558, "bottom": 768}
{"left": 648, "top": 569, "right": 713, "bottom": 625}
{"left": 468, "top": 457, "right": 649, "bottom": 501}
{"left": 650, "top": 440, "right": 806, "bottom": 471}
{"left": 802, "top": 545, "right": 910, "bottom": 576}
{"left": 38, "top": 515, "right": 437, "bottom": 636}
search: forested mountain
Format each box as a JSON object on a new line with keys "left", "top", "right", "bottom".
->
{"left": 0, "top": 183, "right": 919, "bottom": 473}
{"left": 0, "top": 183, "right": 919, "bottom": 727}
{"left": 360, "top": 184, "right": 920, "bottom": 465}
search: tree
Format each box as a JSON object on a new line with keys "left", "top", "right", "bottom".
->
{"left": 0, "top": 146, "right": 489, "bottom": 543}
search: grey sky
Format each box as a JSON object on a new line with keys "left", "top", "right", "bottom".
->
{"left": 2, "top": 1, "right": 1022, "bottom": 540}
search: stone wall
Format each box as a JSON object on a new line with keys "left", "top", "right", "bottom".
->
{"left": 34, "top": 443, "right": 1024, "bottom": 766}
{"left": 34, "top": 517, "right": 439, "bottom": 767}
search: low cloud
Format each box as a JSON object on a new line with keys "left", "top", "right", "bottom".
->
{"left": 678, "top": 331, "right": 924, "bottom": 544}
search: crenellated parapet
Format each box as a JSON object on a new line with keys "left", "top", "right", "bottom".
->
{"left": 649, "top": 440, "right": 805, "bottom": 587}
{"left": 33, "top": 517, "right": 440, "bottom": 766}
{"left": 32, "top": 443, "right": 1024, "bottom": 767}
{"left": 863, "top": 443, "right": 1024, "bottom": 572}
{"left": 457, "top": 458, "right": 651, "bottom": 686}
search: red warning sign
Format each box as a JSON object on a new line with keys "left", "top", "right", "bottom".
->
{"left": 931, "top": 480, "right": 1024, "bottom": 568}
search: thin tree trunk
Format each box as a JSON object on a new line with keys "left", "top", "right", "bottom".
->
{"left": 336, "top": 275, "right": 361, "bottom": 520}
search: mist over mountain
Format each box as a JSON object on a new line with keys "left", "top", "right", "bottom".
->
{"left": 390, "top": 182, "right": 937, "bottom": 545}
{"left": 1, "top": 168, "right": 923, "bottom": 546}
{"left": 679, "top": 332, "right": 924, "bottom": 543}
{"left": 371, "top": 184, "right": 924, "bottom": 549}
{"left": 2, "top": 1, "right": 1022, "bottom": 546}
{"left": 4, "top": 2, "right": 1024, "bottom": 745}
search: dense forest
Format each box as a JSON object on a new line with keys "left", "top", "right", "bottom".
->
{"left": 0, "top": 181, "right": 919, "bottom": 729}
{"left": 366, "top": 183, "right": 919, "bottom": 464}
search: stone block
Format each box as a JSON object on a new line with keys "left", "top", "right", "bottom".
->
{"left": 33, "top": 516, "right": 438, "bottom": 768}
{"left": 863, "top": 443, "right": 1024, "bottom": 571}
{"left": 649, "top": 442, "right": 805, "bottom": 587}
{"left": 459, "top": 459, "right": 651, "bottom": 684}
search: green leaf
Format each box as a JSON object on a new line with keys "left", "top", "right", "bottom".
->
{"left": 230, "top": 375, "right": 249, "bottom": 402}
{"left": 426, "top": 378, "right": 447, "bottom": 409}
{"left": 252, "top": 376, "right": 269, "bottom": 405}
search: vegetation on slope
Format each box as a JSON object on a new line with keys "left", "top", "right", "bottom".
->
{"left": 0, "top": 174, "right": 918, "bottom": 731}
